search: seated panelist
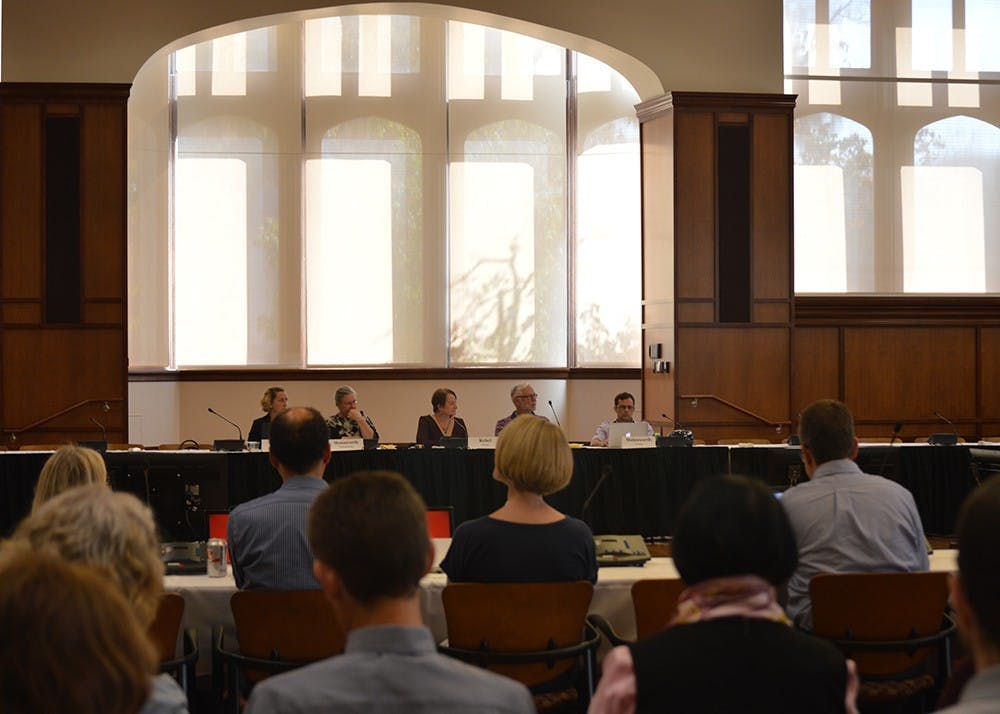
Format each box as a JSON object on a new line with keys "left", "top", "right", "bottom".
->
{"left": 416, "top": 388, "right": 468, "bottom": 447}
{"left": 249, "top": 386, "right": 288, "bottom": 442}
{"left": 494, "top": 383, "right": 547, "bottom": 436}
{"left": 326, "top": 385, "right": 378, "bottom": 441}
{"left": 590, "top": 392, "right": 654, "bottom": 447}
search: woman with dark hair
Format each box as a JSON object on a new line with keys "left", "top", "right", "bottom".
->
{"left": 415, "top": 388, "right": 468, "bottom": 447}
{"left": 248, "top": 386, "right": 288, "bottom": 442}
{"left": 589, "top": 475, "right": 858, "bottom": 714}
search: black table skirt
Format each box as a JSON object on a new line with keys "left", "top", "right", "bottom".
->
{"left": 0, "top": 445, "right": 982, "bottom": 540}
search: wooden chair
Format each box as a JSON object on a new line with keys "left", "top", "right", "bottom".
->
{"left": 158, "top": 440, "right": 208, "bottom": 450}
{"left": 591, "top": 578, "right": 686, "bottom": 646}
{"left": 108, "top": 442, "right": 144, "bottom": 450}
{"left": 716, "top": 438, "right": 771, "bottom": 445}
{"left": 858, "top": 437, "right": 895, "bottom": 443}
{"left": 915, "top": 436, "right": 966, "bottom": 444}
{"left": 19, "top": 443, "right": 68, "bottom": 451}
{"left": 809, "top": 572, "right": 956, "bottom": 709}
{"left": 439, "top": 581, "right": 600, "bottom": 711}
{"left": 214, "top": 590, "right": 346, "bottom": 713}
{"left": 148, "top": 592, "right": 198, "bottom": 709}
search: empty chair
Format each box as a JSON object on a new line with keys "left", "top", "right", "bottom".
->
{"left": 809, "top": 571, "right": 955, "bottom": 709}
{"left": 148, "top": 592, "right": 198, "bottom": 708}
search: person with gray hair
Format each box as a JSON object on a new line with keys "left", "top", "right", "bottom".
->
{"left": 326, "top": 385, "right": 378, "bottom": 441}
{"left": 494, "top": 383, "right": 547, "bottom": 436}
{"left": 9, "top": 485, "right": 189, "bottom": 714}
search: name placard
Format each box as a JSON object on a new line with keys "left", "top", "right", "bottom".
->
{"left": 468, "top": 436, "right": 497, "bottom": 450}
{"left": 261, "top": 439, "right": 270, "bottom": 452}
{"left": 330, "top": 438, "right": 364, "bottom": 452}
{"left": 622, "top": 435, "right": 657, "bottom": 449}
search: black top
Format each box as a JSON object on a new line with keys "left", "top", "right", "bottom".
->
{"left": 415, "top": 414, "right": 469, "bottom": 447}
{"left": 440, "top": 516, "right": 597, "bottom": 583}
{"left": 630, "top": 617, "right": 848, "bottom": 714}
{"left": 248, "top": 414, "right": 271, "bottom": 442}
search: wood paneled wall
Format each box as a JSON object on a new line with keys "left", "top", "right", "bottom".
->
{"left": 0, "top": 83, "right": 129, "bottom": 445}
{"left": 639, "top": 91, "right": 1000, "bottom": 443}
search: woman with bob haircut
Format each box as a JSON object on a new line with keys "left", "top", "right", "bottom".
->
{"left": 589, "top": 475, "right": 858, "bottom": 714}
{"left": 415, "top": 387, "right": 469, "bottom": 447}
{"left": 248, "top": 386, "right": 288, "bottom": 443}
{"left": 441, "top": 415, "right": 596, "bottom": 583}
{"left": 31, "top": 444, "right": 108, "bottom": 512}
{"left": 0, "top": 549, "right": 158, "bottom": 714}
{"left": 12, "top": 485, "right": 189, "bottom": 714}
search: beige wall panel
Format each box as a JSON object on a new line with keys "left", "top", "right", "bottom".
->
{"left": 642, "top": 116, "right": 674, "bottom": 306}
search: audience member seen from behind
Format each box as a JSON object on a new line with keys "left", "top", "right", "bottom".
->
{"left": 0, "top": 549, "right": 158, "bottom": 714}
{"left": 782, "top": 399, "right": 929, "bottom": 629}
{"left": 494, "top": 383, "right": 547, "bottom": 436}
{"left": 248, "top": 386, "right": 288, "bottom": 443}
{"left": 31, "top": 444, "right": 108, "bottom": 512}
{"left": 416, "top": 388, "right": 469, "bottom": 447}
{"left": 442, "top": 415, "right": 597, "bottom": 583}
{"left": 326, "top": 385, "right": 378, "bottom": 441}
{"left": 245, "top": 471, "right": 534, "bottom": 714}
{"left": 228, "top": 406, "right": 330, "bottom": 590}
{"left": 590, "top": 392, "right": 654, "bottom": 446}
{"left": 937, "top": 476, "right": 1000, "bottom": 713}
{"left": 590, "top": 475, "right": 858, "bottom": 714}
{"left": 11, "top": 485, "right": 188, "bottom": 714}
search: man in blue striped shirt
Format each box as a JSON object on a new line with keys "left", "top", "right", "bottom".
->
{"left": 227, "top": 406, "right": 330, "bottom": 590}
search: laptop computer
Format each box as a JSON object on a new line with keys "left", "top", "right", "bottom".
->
{"left": 608, "top": 421, "right": 651, "bottom": 448}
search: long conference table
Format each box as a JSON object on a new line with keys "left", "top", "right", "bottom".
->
{"left": 0, "top": 443, "right": 990, "bottom": 539}
{"left": 167, "top": 547, "right": 961, "bottom": 675}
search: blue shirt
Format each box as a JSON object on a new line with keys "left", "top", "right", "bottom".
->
{"left": 781, "top": 458, "right": 929, "bottom": 628}
{"left": 227, "top": 475, "right": 328, "bottom": 590}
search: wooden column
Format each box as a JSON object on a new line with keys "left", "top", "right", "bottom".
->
{"left": 0, "top": 83, "right": 130, "bottom": 445}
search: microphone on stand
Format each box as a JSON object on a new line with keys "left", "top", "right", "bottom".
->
{"left": 877, "top": 421, "right": 904, "bottom": 477}
{"left": 582, "top": 464, "right": 613, "bottom": 520}
{"left": 208, "top": 408, "right": 245, "bottom": 450}
{"left": 547, "top": 400, "right": 562, "bottom": 428}
{"left": 89, "top": 416, "right": 107, "bottom": 441}
{"left": 660, "top": 413, "right": 678, "bottom": 437}
{"left": 930, "top": 411, "right": 959, "bottom": 445}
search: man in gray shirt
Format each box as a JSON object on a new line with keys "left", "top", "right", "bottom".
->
{"left": 227, "top": 406, "right": 330, "bottom": 590}
{"left": 782, "top": 399, "right": 928, "bottom": 628}
{"left": 245, "top": 470, "right": 534, "bottom": 714}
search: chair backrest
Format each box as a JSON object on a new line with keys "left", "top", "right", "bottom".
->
{"left": 442, "top": 581, "right": 593, "bottom": 687}
{"left": 810, "top": 571, "right": 950, "bottom": 676}
{"left": 108, "top": 443, "right": 143, "bottom": 450}
{"left": 426, "top": 507, "right": 453, "bottom": 538}
{"left": 632, "top": 578, "right": 686, "bottom": 639}
{"left": 716, "top": 438, "right": 771, "bottom": 445}
{"left": 915, "top": 436, "right": 965, "bottom": 443}
{"left": 148, "top": 592, "right": 185, "bottom": 662}
{"left": 230, "top": 590, "right": 346, "bottom": 682}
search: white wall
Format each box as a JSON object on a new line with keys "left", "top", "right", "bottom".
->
{"left": 129, "top": 377, "right": 645, "bottom": 445}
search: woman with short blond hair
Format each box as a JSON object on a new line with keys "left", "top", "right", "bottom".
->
{"left": 31, "top": 445, "right": 107, "bottom": 512}
{"left": 441, "top": 415, "right": 596, "bottom": 583}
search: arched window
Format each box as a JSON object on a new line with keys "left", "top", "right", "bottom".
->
{"left": 793, "top": 113, "right": 874, "bottom": 292}
{"left": 903, "top": 116, "right": 1000, "bottom": 292}
{"left": 128, "top": 14, "right": 642, "bottom": 368}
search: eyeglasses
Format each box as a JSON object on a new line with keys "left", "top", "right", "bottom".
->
{"left": 515, "top": 393, "right": 538, "bottom": 400}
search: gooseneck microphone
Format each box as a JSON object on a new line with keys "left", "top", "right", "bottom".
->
{"left": 877, "top": 422, "right": 904, "bottom": 477}
{"left": 89, "top": 416, "right": 107, "bottom": 440}
{"left": 548, "top": 400, "right": 562, "bottom": 427}
{"left": 661, "top": 412, "right": 679, "bottom": 437}
{"left": 581, "top": 464, "right": 613, "bottom": 520}
{"left": 208, "top": 407, "right": 244, "bottom": 441}
{"left": 933, "top": 411, "right": 958, "bottom": 437}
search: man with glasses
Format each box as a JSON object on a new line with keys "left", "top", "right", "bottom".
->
{"left": 494, "top": 383, "right": 547, "bottom": 436}
{"left": 590, "top": 392, "right": 654, "bottom": 446}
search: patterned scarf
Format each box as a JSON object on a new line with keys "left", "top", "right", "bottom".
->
{"left": 672, "top": 575, "right": 790, "bottom": 626}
